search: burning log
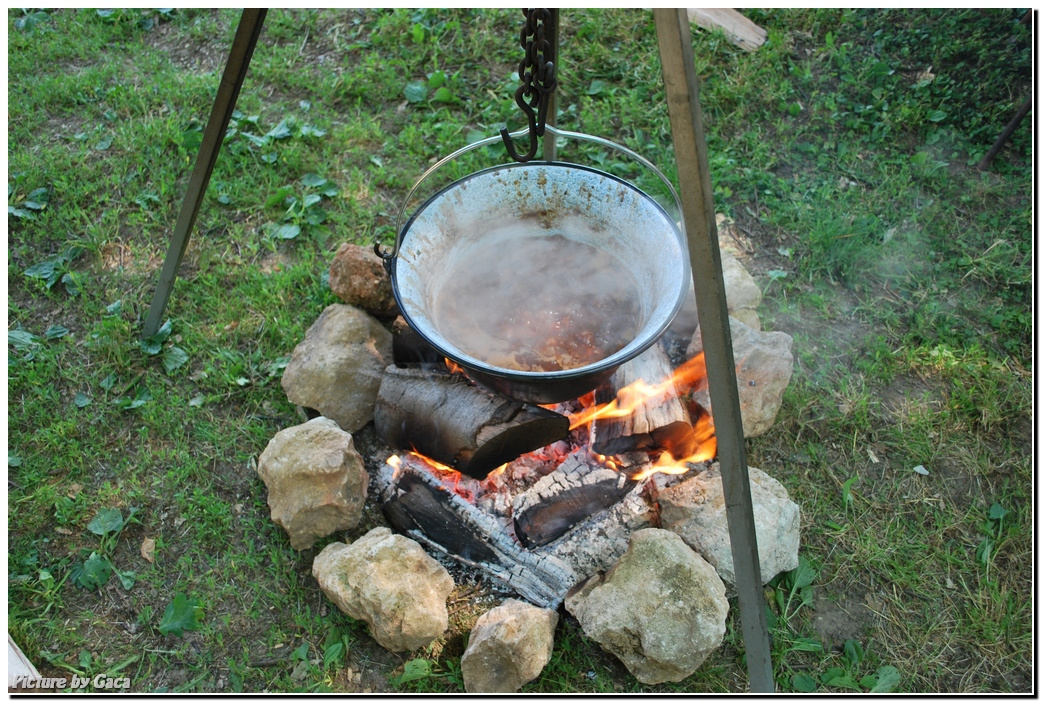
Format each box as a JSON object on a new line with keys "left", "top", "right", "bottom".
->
{"left": 590, "top": 343, "right": 696, "bottom": 458}
{"left": 512, "top": 449, "right": 637, "bottom": 548}
{"left": 376, "top": 455, "right": 578, "bottom": 609}
{"left": 374, "top": 366, "right": 570, "bottom": 480}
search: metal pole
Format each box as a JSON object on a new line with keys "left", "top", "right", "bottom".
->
{"left": 142, "top": 9, "right": 267, "bottom": 338}
{"left": 542, "top": 8, "right": 560, "bottom": 162}
{"left": 652, "top": 8, "right": 774, "bottom": 693}
{"left": 978, "top": 96, "right": 1031, "bottom": 171}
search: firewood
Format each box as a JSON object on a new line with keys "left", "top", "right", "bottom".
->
{"left": 687, "top": 9, "right": 767, "bottom": 51}
{"left": 512, "top": 450, "right": 636, "bottom": 548}
{"left": 376, "top": 456, "right": 578, "bottom": 608}
{"left": 535, "top": 484, "right": 656, "bottom": 582}
{"left": 591, "top": 343, "right": 696, "bottom": 458}
{"left": 374, "top": 366, "right": 571, "bottom": 480}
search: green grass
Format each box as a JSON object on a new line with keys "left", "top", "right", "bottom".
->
{"left": 8, "top": 7, "right": 1032, "bottom": 694}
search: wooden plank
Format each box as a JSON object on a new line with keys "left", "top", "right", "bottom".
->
{"left": 8, "top": 634, "right": 40, "bottom": 687}
{"left": 687, "top": 8, "right": 767, "bottom": 50}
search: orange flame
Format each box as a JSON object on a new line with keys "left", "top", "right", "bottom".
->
{"left": 568, "top": 353, "right": 708, "bottom": 432}
{"left": 630, "top": 412, "right": 716, "bottom": 481}
{"left": 386, "top": 454, "right": 403, "bottom": 483}
{"left": 391, "top": 352, "right": 715, "bottom": 490}
{"left": 408, "top": 449, "right": 454, "bottom": 473}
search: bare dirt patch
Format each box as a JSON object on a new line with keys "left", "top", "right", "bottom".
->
{"left": 811, "top": 594, "right": 875, "bottom": 649}
{"left": 99, "top": 241, "right": 163, "bottom": 274}
{"left": 144, "top": 11, "right": 233, "bottom": 75}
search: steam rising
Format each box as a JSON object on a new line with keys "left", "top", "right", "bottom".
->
{"left": 432, "top": 224, "right": 644, "bottom": 372}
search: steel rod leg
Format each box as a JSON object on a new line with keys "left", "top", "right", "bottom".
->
{"left": 653, "top": 8, "right": 774, "bottom": 693}
{"left": 977, "top": 96, "right": 1031, "bottom": 171}
{"left": 142, "top": 9, "right": 268, "bottom": 338}
{"left": 542, "top": 8, "right": 560, "bottom": 162}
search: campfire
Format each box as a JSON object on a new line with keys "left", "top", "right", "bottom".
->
{"left": 263, "top": 237, "right": 798, "bottom": 688}
{"left": 373, "top": 338, "right": 719, "bottom": 607}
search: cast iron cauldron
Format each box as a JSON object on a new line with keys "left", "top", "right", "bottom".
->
{"left": 379, "top": 127, "right": 690, "bottom": 405}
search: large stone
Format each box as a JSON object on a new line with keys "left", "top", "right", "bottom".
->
{"left": 667, "top": 249, "right": 762, "bottom": 341}
{"left": 256, "top": 417, "right": 368, "bottom": 550}
{"left": 461, "top": 599, "right": 558, "bottom": 693}
{"left": 659, "top": 466, "right": 801, "bottom": 588}
{"left": 564, "top": 529, "right": 728, "bottom": 684}
{"left": 720, "top": 248, "right": 762, "bottom": 322}
{"left": 328, "top": 243, "right": 399, "bottom": 318}
{"left": 687, "top": 315, "right": 792, "bottom": 437}
{"left": 281, "top": 303, "right": 393, "bottom": 432}
{"left": 312, "top": 527, "right": 454, "bottom": 652}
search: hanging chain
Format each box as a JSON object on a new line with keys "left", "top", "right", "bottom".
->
{"left": 501, "top": 9, "right": 557, "bottom": 163}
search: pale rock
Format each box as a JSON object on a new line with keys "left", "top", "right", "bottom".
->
{"left": 281, "top": 304, "right": 393, "bottom": 432}
{"left": 729, "top": 307, "right": 761, "bottom": 331}
{"left": 565, "top": 529, "right": 728, "bottom": 684}
{"left": 687, "top": 315, "right": 793, "bottom": 437}
{"left": 659, "top": 466, "right": 800, "bottom": 588}
{"left": 667, "top": 249, "right": 762, "bottom": 340}
{"left": 720, "top": 248, "right": 762, "bottom": 312}
{"left": 312, "top": 527, "right": 454, "bottom": 652}
{"left": 256, "top": 417, "right": 368, "bottom": 550}
{"left": 461, "top": 599, "right": 558, "bottom": 693}
{"left": 328, "top": 243, "right": 399, "bottom": 318}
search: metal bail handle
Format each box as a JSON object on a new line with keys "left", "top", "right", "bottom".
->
{"left": 373, "top": 124, "right": 686, "bottom": 267}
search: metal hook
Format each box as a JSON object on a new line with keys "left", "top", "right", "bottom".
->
{"left": 500, "top": 110, "right": 540, "bottom": 163}
{"left": 374, "top": 240, "right": 393, "bottom": 270}
{"left": 500, "top": 60, "right": 555, "bottom": 163}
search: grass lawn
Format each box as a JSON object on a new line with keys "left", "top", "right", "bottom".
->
{"left": 7, "top": 8, "right": 1033, "bottom": 693}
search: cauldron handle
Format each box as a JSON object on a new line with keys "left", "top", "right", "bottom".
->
{"left": 374, "top": 124, "right": 685, "bottom": 267}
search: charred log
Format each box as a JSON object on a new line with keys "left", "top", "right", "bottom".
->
{"left": 374, "top": 366, "right": 570, "bottom": 479}
{"left": 591, "top": 343, "right": 695, "bottom": 457}
{"left": 535, "top": 482, "right": 656, "bottom": 582}
{"left": 512, "top": 449, "right": 636, "bottom": 548}
{"left": 376, "top": 457, "right": 577, "bottom": 608}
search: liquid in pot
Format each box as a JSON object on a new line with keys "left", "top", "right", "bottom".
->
{"left": 433, "top": 232, "right": 643, "bottom": 372}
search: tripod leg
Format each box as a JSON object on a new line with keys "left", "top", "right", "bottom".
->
{"left": 978, "top": 97, "right": 1031, "bottom": 171}
{"left": 653, "top": 8, "right": 774, "bottom": 693}
{"left": 542, "top": 9, "right": 560, "bottom": 162}
{"left": 142, "top": 9, "right": 267, "bottom": 338}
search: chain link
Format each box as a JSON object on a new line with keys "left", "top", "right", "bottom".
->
{"left": 501, "top": 9, "right": 557, "bottom": 162}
